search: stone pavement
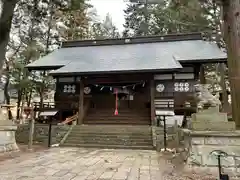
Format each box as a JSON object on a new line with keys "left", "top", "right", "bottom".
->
{"left": 0, "top": 147, "right": 168, "bottom": 180}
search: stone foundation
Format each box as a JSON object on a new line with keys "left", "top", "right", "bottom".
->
{"left": 16, "top": 124, "right": 71, "bottom": 145}
{"left": 183, "top": 130, "right": 240, "bottom": 177}
{"left": 0, "top": 121, "right": 19, "bottom": 152}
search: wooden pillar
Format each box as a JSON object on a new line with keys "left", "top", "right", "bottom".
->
{"left": 150, "top": 79, "right": 155, "bottom": 126}
{"left": 78, "top": 80, "right": 84, "bottom": 124}
{"left": 199, "top": 64, "right": 206, "bottom": 84}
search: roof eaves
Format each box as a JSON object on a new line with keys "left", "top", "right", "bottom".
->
{"left": 49, "top": 68, "right": 182, "bottom": 77}
{"left": 26, "top": 65, "right": 64, "bottom": 71}
{"left": 62, "top": 32, "right": 203, "bottom": 48}
{"left": 179, "top": 58, "right": 227, "bottom": 64}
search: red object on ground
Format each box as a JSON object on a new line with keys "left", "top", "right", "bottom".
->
{"left": 114, "top": 88, "right": 118, "bottom": 115}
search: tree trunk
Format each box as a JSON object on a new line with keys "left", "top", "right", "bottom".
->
{"left": 20, "top": 99, "right": 25, "bottom": 119}
{"left": 26, "top": 90, "right": 32, "bottom": 107}
{"left": 16, "top": 89, "right": 23, "bottom": 119}
{"left": 223, "top": 0, "right": 240, "bottom": 128}
{"left": 219, "top": 63, "right": 229, "bottom": 111}
{"left": 39, "top": 89, "right": 44, "bottom": 108}
{"left": 4, "top": 70, "right": 13, "bottom": 120}
{"left": 0, "top": 0, "right": 18, "bottom": 75}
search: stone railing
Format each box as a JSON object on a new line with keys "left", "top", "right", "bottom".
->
{"left": 16, "top": 124, "right": 71, "bottom": 145}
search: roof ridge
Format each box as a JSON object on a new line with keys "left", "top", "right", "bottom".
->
{"left": 62, "top": 32, "right": 203, "bottom": 48}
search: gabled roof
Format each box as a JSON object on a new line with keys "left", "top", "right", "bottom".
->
{"left": 26, "top": 33, "right": 227, "bottom": 75}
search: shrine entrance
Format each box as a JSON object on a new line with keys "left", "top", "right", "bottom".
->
{"left": 83, "top": 81, "right": 151, "bottom": 125}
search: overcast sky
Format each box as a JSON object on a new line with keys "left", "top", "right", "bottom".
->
{"left": 90, "top": 0, "right": 128, "bottom": 32}
{"left": 0, "top": 1, "right": 127, "bottom": 32}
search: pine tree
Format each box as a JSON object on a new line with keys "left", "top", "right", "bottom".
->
{"left": 90, "top": 13, "right": 120, "bottom": 39}
{"left": 123, "top": 0, "right": 210, "bottom": 36}
{"left": 56, "top": 0, "right": 93, "bottom": 40}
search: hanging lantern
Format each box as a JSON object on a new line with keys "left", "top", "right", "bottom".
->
{"left": 114, "top": 88, "right": 118, "bottom": 116}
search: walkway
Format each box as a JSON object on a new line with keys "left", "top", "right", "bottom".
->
{"left": 0, "top": 147, "right": 214, "bottom": 180}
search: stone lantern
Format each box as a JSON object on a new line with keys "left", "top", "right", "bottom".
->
{"left": 0, "top": 104, "right": 19, "bottom": 152}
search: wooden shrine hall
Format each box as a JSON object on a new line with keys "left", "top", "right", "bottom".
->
{"left": 26, "top": 32, "right": 227, "bottom": 126}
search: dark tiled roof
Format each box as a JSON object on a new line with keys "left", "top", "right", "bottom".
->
{"left": 26, "top": 33, "right": 227, "bottom": 75}
{"left": 49, "top": 43, "right": 183, "bottom": 75}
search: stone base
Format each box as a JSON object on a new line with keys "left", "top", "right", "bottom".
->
{"left": 0, "top": 121, "right": 19, "bottom": 153}
{"left": 183, "top": 130, "right": 240, "bottom": 176}
{"left": 184, "top": 164, "right": 240, "bottom": 178}
{"left": 190, "top": 109, "right": 235, "bottom": 131}
{"left": 0, "top": 142, "right": 19, "bottom": 152}
{"left": 191, "top": 121, "right": 235, "bottom": 131}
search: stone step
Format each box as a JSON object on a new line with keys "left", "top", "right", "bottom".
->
{"left": 70, "top": 128, "right": 152, "bottom": 133}
{"left": 86, "top": 114, "right": 150, "bottom": 117}
{"left": 66, "top": 136, "right": 153, "bottom": 142}
{"left": 87, "top": 111, "right": 150, "bottom": 114}
{"left": 72, "top": 125, "right": 152, "bottom": 130}
{"left": 83, "top": 121, "right": 151, "bottom": 125}
{"left": 85, "top": 117, "right": 150, "bottom": 121}
{"left": 63, "top": 125, "right": 153, "bottom": 150}
{"left": 87, "top": 113, "right": 150, "bottom": 116}
{"left": 68, "top": 132, "right": 152, "bottom": 138}
{"left": 62, "top": 143, "right": 154, "bottom": 150}
{"left": 87, "top": 109, "right": 150, "bottom": 112}
{"left": 65, "top": 139, "right": 152, "bottom": 145}
{"left": 68, "top": 133, "right": 152, "bottom": 137}
{"left": 70, "top": 130, "right": 151, "bottom": 134}
{"left": 72, "top": 125, "right": 151, "bottom": 128}
{"left": 84, "top": 119, "right": 150, "bottom": 121}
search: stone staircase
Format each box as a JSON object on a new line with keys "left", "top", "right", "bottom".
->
{"left": 62, "top": 125, "right": 154, "bottom": 150}
{"left": 84, "top": 108, "right": 151, "bottom": 125}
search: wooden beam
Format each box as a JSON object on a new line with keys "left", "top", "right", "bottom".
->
{"left": 78, "top": 80, "right": 84, "bottom": 124}
{"left": 150, "top": 79, "right": 155, "bottom": 125}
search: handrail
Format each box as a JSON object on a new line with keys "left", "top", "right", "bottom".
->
{"left": 58, "top": 113, "right": 78, "bottom": 125}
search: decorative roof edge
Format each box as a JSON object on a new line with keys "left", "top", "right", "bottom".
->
{"left": 62, "top": 32, "right": 203, "bottom": 48}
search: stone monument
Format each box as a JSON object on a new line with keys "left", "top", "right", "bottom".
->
{"left": 183, "top": 84, "right": 240, "bottom": 177}
{"left": 194, "top": 84, "right": 221, "bottom": 111}
{"left": 0, "top": 105, "right": 19, "bottom": 152}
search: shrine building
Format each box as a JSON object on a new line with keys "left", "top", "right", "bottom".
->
{"left": 26, "top": 32, "right": 227, "bottom": 126}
